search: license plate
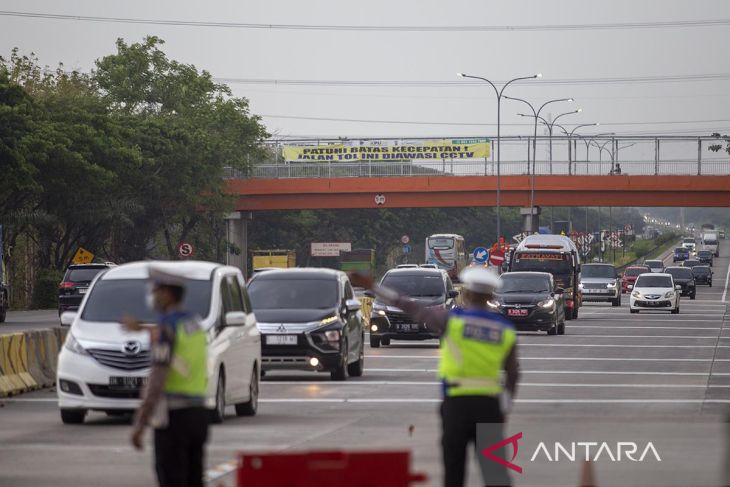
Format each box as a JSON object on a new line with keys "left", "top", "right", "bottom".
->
{"left": 398, "top": 324, "right": 419, "bottom": 332}
{"left": 78, "top": 288, "right": 88, "bottom": 294}
{"left": 109, "top": 376, "right": 147, "bottom": 389}
{"left": 584, "top": 289, "right": 603, "bottom": 294}
{"left": 508, "top": 309, "right": 528, "bottom": 317}
{"left": 266, "top": 335, "right": 298, "bottom": 345}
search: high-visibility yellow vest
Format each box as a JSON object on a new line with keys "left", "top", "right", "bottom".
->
{"left": 438, "top": 308, "right": 516, "bottom": 397}
{"left": 164, "top": 316, "right": 208, "bottom": 397}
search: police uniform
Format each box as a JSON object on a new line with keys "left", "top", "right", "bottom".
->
{"left": 132, "top": 267, "right": 209, "bottom": 487}
{"left": 373, "top": 266, "right": 517, "bottom": 487}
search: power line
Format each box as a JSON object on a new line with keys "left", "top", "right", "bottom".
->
{"left": 216, "top": 73, "right": 730, "bottom": 87}
{"left": 261, "top": 114, "right": 730, "bottom": 127}
{"left": 3, "top": 11, "right": 730, "bottom": 31}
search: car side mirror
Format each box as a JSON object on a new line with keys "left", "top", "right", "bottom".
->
{"left": 224, "top": 311, "right": 247, "bottom": 327}
{"left": 448, "top": 290, "right": 460, "bottom": 299}
{"left": 363, "top": 290, "right": 375, "bottom": 298}
{"left": 60, "top": 311, "right": 77, "bottom": 327}
{"left": 346, "top": 299, "right": 361, "bottom": 312}
{"left": 555, "top": 288, "right": 565, "bottom": 294}
{"left": 675, "top": 285, "right": 682, "bottom": 291}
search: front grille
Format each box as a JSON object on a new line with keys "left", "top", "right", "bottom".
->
{"left": 87, "top": 348, "right": 151, "bottom": 371}
{"left": 385, "top": 312, "right": 416, "bottom": 326}
{"left": 262, "top": 357, "right": 308, "bottom": 365}
{"left": 582, "top": 283, "right": 607, "bottom": 289}
{"left": 88, "top": 384, "right": 142, "bottom": 399}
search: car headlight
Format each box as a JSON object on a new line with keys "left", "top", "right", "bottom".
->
{"left": 578, "top": 283, "right": 584, "bottom": 289}
{"left": 537, "top": 298, "right": 555, "bottom": 309}
{"left": 487, "top": 299, "right": 500, "bottom": 309}
{"left": 607, "top": 282, "right": 617, "bottom": 288}
{"left": 631, "top": 291, "right": 641, "bottom": 298}
{"left": 320, "top": 315, "right": 339, "bottom": 326}
{"left": 64, "top": 334, "right": 89, "bottom": 356}
{"left": 664, "top": 291, "right": 674, "bottom": 298}
{"left": 323, "top": 330, "right": 341, "bottom": 342}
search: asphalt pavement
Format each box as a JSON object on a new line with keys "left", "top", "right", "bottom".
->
{"left": 1, "top": 242, "right": 729, "bottom": 486}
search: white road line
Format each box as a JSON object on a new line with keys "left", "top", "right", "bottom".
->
{"left": 365, "top": 355, "right": 727, "bottom": 361}
{"left": 364, "top": 369, "right": 718, "bottom": 376}
{"left": 261, "top": 381, "right": 730, "bottom": 388}
{"left": 573, "top": 326, "right": 721, "bottom": 330}
{"left": 573, "top": 319, "right": 723, "bottom": 323}
{"left": 518, "top": 344, "right": 721, "bottom": 348}
{"left": 582, "top": 314, "right": 723, "bottom": 317}
{"left": 723, "top": 260, "right": 730, "bottom": 302}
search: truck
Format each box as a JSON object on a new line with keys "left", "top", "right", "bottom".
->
{"left": 339, "top": 249, "right": 376, "bottom": 279}
{"left": 251, "top": 250, "right": 296, "bottom": 275}
{"left": 509, "top": 234, "right": 582, "bottom": 320}
{"left": 701, "top": 230, "right": 720, "bottom": 257}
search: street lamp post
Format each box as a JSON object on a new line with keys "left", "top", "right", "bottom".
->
{"left": 519, "top": 110, "right": 581, "bottom": 174}
{"left": 554, "top": 123, "right": 600, "bottom": 174}
{"left": 457, "top": 72, "right": 541, "bottom": 241}
{"left": 504, "top": 96, "right": 573, "bottom": 232}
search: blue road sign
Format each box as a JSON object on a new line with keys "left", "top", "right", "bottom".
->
{"left": 403, "top": 244, "right": 412, "bottom": 255}
{"left": 473, "top": 246, "right": 489, "bottom": 263}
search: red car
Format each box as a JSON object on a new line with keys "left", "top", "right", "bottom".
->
{"left": 621, "top": 265, "right": 651, "bottom": 293}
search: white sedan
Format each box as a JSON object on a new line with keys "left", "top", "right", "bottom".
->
{"left": 629, "top": 273, "right": 680, "bottom": 314}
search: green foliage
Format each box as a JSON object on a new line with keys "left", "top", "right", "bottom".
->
{"left": 31, "top": 269, "right": 63, "bottom": 309}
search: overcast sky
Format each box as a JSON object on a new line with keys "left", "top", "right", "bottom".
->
{"left": 2, "top": 0, "right": 730, "bottom": 140}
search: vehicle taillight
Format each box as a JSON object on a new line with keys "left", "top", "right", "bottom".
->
{"left": 59, "top": 282, "right": 75, "bottom": 289}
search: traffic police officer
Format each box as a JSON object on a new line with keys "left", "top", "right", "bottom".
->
{"left": 351, "top": 266, "right": 519, "bottom": 487}
{"left": 123, "top": 265, "right": 209, "bottom": 487}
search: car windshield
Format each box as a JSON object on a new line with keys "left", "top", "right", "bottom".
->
{"left": 81, "top": 278, "right": 212, "bottom": 322}
{"left": 510, "top": 252, "right": 572, "bottom": 274}
{"left": 65, "top": 267, "right": 106, "bottom": 283}
{"left": 645, "top": 261, "right": 663, "bottom": 269}
{"left": 499, "top": 275, "right": 551, "bottom": 293}
{"left": 248, "top": 278, "right": 338, "bottom": 309}
{"left": 698, "top": 251, "right": 711, "bottom": 257}
{"left": 624, "top": 267, "right": 649, "bottom": 277}
{"left": 684, "top": 261, "right": 700, "bottom": 267}
{"left": 428, "top": 238, "right": 454, "bottom": 249}
{"left": 380, "top": 274, "right": 445, "bottom": 297}
{"left": 675, "top": 248, "right": 687, "bottom": 253}
{"left": 635, "top": 275, "right": 673, "bottom": 288}
{"left": 581, "top": 265, "right": 616, "bottom": 278}
{"left": 666, "top": 268, "right": 693, "bottom": 279}
{"left": 693, "top": 267, "right": 710, "bottom": 275}
{"left": 683, "top": 239, "right": 695, "bottom": 244}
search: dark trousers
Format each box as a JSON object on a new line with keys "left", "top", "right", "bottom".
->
{"left": 440, "top": 396, "right": 509, "bottom": 487}
{"left": 154, "top": 407, "right": 209, "bottom": 487}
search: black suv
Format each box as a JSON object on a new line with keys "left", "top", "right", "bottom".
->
{"left": 664, "top": 266, "right": 696, "bottom": 299}
{"left": 692, "top": 265, "right": 713, "bottom": 286}
{"left": 58, "top": 263, "right": 115, "bottom": 315}
{"left": 489, "top": 271, "right": 566, "bottom": 335}
{"left": 369, "top": 268, "right": 458, "bottom": 347}
{"left": 247, "top": 268, "right": 364, "bottom": 381}
{"left": 696, "top": 250, "right": 714, "bottom": 266}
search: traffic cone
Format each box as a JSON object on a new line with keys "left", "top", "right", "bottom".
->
{"left": 578, "top": 460, "right": 597, "bottom": 487}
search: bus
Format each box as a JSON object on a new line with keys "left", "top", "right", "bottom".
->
{"left": 425, "top": 234, "right": 467, "bottom": 280}
{"left": 509, "top": 234, "right": 582, "bottom": 320}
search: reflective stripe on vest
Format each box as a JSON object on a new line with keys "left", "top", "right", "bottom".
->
{"left": 164, "top": 317, "right": 208, "bottom": 397}
{"left": 438, "top": 309, "right": 516, "bottom": 397}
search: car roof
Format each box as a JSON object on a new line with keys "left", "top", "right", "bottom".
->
{"left": 384, "top": 268, "right": 444, "bottom": 277}
{"left": 644, "top": 260, "right": 662, "bottom": 263}
{"left": 627, "top": 265, "right": 650, "bottom": 269}
{"left": 637, "top": 272, "right": 672, "bottom": 278}
{"left": 582, "top": 263, "right": 614, "bottom": 268}
{"left": 664, "top": 266, "right": 692, "bottom": 271}
{"left": 67, "top": 263, "right": 114, "bottom": 269}
{"left": 100, "top": 260, "right": 223, "bottom": 281}
{"left": 251, "top": 267, "right": 343, "bottom": 280}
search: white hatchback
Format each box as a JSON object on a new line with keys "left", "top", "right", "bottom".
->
{"left": 57, "top": 261, "right": 261, "bottom": 424}
{"left": 629, "top": 273, "right": 681, "bottom": 314}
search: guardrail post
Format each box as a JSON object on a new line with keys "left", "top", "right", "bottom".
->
{"left": 328, "top": 160, "right": 332, "bottom": 178}
{"left": 654, "top": 138, "right": 660, "bottom": 176}
{"left": 368, "top": 159, "right": 372, "bottom": 177}
{"left": 697, "top": 137, "right": 702, "bottom": 175}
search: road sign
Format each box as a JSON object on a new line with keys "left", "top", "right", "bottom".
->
{"left": 374, "top": 194, "right": 386, "bottom": 205}
{"left": 311, "top": 242, "right": 352, "bottom": 257}
{"left": 473, "top": 247, "right": 489, "bottom": 263}
{"left": 401, "top": 235, "right": 410, "bottom": 244}
{"left": 489, "top": 248, "right": 505, "bottom": 267}
{"left": 403, "top": 244, "right": 412, "bottom": 255}
{"left": 71, "top": 247, "right": 94, "bottom": 264}
{"left": 177, "top": 241, "right": 194, "bottom": 259}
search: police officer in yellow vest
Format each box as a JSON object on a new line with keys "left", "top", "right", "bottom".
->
{"left": 123, "top": 265, "right": 209, "bottom": 487}
{"left": 351, "top": 266, "right": 519, "bottom": 487}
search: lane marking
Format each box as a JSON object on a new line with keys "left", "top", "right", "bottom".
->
{"left": 262, "top": 381, "right": 730, "bottom": 388}
{"left": 365, "top": 355, "right": 728, "bottom": 361}
{"left": 573, "top": 325, "right": 721, "bottom": 330}
{"left": 518, "top": 344, "right": 721, "bottom": 348}
{"left": 723, "top": 259, "right": 730, "bottom": 302}
{"left": 364, "top": 369, "right": 729, "bottom": 376}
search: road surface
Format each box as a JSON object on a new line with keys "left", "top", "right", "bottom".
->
{"left": 1, "top": 241, "right": 729, "bottom": 486}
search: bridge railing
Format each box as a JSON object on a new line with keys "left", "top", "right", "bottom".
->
{"left": 228, "top": 135, "right": 730, "bottom": 178}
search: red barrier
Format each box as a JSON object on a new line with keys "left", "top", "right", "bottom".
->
{"left": 237, "top": 451, "right": 427, "bottom": 487}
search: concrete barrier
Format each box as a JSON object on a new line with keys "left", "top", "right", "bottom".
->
{"left": 0, "top": 328, "right": 67, "bottom": 397}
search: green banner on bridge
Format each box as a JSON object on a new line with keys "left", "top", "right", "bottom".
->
{"left": 283, "top": 139, "right": 491, "bottom": 162}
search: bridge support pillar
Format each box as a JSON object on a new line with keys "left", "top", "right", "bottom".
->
{"left": 520, "top": 207, "right": 541, "bottom": 234}
{"left": 225, "top": 212, "right": 251, "bottom": 278}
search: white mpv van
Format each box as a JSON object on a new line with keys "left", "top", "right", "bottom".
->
{"left": 57, "top": 261, "right": 260, "bottom": 424}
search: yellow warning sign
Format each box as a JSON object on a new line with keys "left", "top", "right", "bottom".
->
{"left": 71, "top": 247, "right": 94, "bottom": 264}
